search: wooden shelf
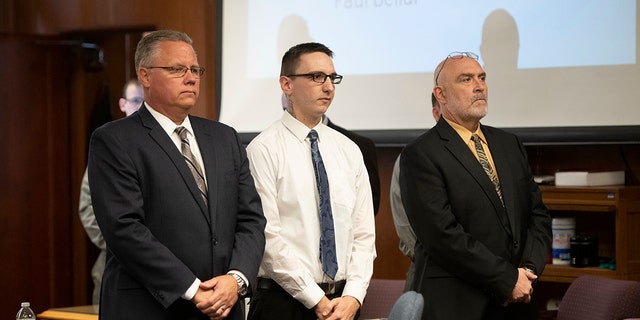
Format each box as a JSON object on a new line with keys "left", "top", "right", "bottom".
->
{"left": 538, "top": 185, "right": 640, "bottom": 283}
{"left": 540, "top": 264, "right": 617, "bottom": 283}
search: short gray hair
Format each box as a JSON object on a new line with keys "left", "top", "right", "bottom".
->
{"left": 134, "top": 30, "right": 194, "bottom": 71}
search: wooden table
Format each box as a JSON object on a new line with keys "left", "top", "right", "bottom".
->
{"left": 38, "top": 305, "right": 98, "bottom": 320}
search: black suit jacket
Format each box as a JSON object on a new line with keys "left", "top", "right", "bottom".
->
{"left": 88, "top": 105, "right": 266, "bottom": 320}
{"left": 400, "top": 118, "right": 551, "bottom": 320}
{"left": 326, "top": 119, "right": 380, "bottom": 215}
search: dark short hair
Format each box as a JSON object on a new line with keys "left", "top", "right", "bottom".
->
{"left": 134, "top": 30, "right": 193, "bottom": 71}
{"left": 280, "top": 42, "right": 333, "bottom": 76}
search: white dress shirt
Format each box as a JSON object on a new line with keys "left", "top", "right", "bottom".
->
{"left": 390, "top": 155, "right": 416, "bottom": 259}
{"left": 246, "top": 111, "right": 376, "bottom": 308}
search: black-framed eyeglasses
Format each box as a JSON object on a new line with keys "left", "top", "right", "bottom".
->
{"left": 125, "top": 97, "right": 144, "bottom": 105}
{"left": 434, "top": 51, "right": 479, "bottom": 85}
{"left": 145, "top": 65, "right": 206, "bottom": 78}
{"left": 286, "top": 72, "right": 343, "bottom": 84}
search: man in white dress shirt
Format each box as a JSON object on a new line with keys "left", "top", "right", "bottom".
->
{"left": 246, "top": 42, "right": 376, "bottom": 320}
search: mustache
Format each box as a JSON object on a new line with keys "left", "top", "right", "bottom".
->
{"left": 472, "top": 95, "right": 487, "bottom": 102}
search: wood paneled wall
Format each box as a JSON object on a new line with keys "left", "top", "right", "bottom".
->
{"left": 1, "top": 0, "right": 218, "bottom": 120}
{"left": 0, "top": 34, "right": 72, "bottom": 317}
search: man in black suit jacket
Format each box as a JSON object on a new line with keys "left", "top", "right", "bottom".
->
{"left": 88, "top": 30, "right": 266, "bottom": 320}
{"left": 400, "top": 52, "right": 551, "bottom": 320}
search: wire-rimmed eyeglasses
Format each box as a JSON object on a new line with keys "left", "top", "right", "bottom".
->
{"left": 286, "top": 72, "right": 343, "bottom": 84}
{"left": 145, "top": 65, "right": 206, "bottom": 78}
{"left": 434, "top": 52, "right": 479, "bottom": 85}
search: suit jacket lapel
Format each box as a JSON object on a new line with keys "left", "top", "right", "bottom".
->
{"left": 436, "top": 120, "right": 512, "bottom": 237}
{"left": 191, "top": 117, "right": 217, "bottom": 226}
{"left": 139, "top": 107, "right": 211, "bottom": 224}
{"left": 483, "top": 127, "right": 517, "bottom": 236}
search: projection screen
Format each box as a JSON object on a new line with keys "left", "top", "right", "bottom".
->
{"left": 218, "top": 0, "right": 640, "bottom": 144}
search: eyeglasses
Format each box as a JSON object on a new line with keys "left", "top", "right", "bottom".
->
{"left": 286, "top": 72, "right": 343, "bottom": 84}
{"left": 145, "top": 65, "right": 206, "bottom": 78}
{"left": 434, "top": 51, "right": 479, "bottom": 85}
{"left": 125, "top": 97, "right": 143, "bottom": 105}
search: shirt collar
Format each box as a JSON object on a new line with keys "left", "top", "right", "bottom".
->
{"left": 444, "top": 117, "right": 486, "bottom": 144}
{"left": 145, "top": 102, "right": 195, "bottom": 138}
{"left": 281, "top": 111, "right": 325, "bottom": 142}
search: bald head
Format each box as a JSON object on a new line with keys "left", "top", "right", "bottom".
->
{"left": 434, "top": 52, "right": 479, "bottom": 85}
{"left": 432, "top": 53, "right": 488, "bottom": 131}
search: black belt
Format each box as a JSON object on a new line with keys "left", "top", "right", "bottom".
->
{"left": 257, "top": 277, "right": 346, "bottom": 295}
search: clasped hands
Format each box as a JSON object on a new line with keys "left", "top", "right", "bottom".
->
{"left": 314, "top": 295, "right": 360, "bottom": 320}
{"left": 504, "top": 267, "right": 538, "bottom": 306}
{"left": 192, "top": 274, "right": 239, "bottom": 320}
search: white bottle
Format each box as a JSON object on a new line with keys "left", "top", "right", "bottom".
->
{"left": 16, "top": 302, "right": 36, "bottom": 320}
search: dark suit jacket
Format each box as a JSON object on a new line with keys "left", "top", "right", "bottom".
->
{"left": 326, "top": 119, "right": 380, "bottom": 215}
{"left": 400, "top": 118, "right": 551, "bottom": 320}
{"left": 88, "top": 105, "right": 266, "bottom": 320}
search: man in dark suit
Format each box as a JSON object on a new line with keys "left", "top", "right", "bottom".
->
{"left": 88, "top": 30, "right": 266, "bottom": 320}
{"left": 399, "top": 52, "right": 551, "bottom": 320}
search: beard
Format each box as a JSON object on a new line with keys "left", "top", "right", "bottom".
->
{"left": 468, "top": 95, "right": 488, "bottom": 119}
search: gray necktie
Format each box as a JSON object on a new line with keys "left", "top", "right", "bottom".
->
{"left": 175, "top": 126, "right": 208, "bottom": 205}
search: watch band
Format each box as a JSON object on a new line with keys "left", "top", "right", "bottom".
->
{"left": 230, "top": 272, "right": 248, "bottom": 297}
{"left": 520, "top": 262, "right": 538, "bottom": 283}
{"left": 521, "top": 263, "right": 537, "bottom": 275}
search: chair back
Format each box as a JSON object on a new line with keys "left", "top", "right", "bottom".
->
{"left": 359, "top": 278, "right": 406, "bottom": 319}
{"left": 557, "top": 275, "right": 640, "bottom": 320}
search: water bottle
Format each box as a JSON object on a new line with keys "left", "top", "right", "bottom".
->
{"left": 16, "top": 302, "right": 36, "bottom": 320}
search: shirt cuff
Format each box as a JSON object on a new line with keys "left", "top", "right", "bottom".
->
{"left": 182, "top": 278, "right": 201, "bottom": 300}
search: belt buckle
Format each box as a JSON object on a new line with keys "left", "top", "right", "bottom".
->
{"left": 325, "top": 282, "right": 336, "bottom": 295}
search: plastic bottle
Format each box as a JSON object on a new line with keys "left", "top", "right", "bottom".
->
{"left": 552, "top": 217, "right": 575, "bottom": 265}
{"left": 16, "top": 302, "right": 36, "bottom": 320}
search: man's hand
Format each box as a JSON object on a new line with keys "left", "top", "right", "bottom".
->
{"left": 314, "top": 295, "right": 360, "bottom": 320}
{"left": 192, "top": 274, "right": 239, "bottom": 319}
{"left": 314, "top": 296, "right": 333, "bottom": 319}
{"left": 504, "top": 267, "right": 537, "bottom": 306}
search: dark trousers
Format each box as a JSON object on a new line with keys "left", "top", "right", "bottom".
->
{"left": 247, "top": 281, "right": 359, "bottom": 320}
{"left": 421, "top": 276, "right": 538, "bottom": 320}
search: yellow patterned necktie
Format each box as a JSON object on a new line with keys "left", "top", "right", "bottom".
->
{"left": 471, "top": 134, "right": 503, "bottom": 204}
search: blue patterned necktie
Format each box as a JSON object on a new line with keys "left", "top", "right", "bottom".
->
{"left": 471, "top": 134, "right": 503, "bottom": 204}
{"left": 175, "top": 126, "right": 208, "bottom": 205}
{"left": 308, "top": 129, "right": 338, "bottom": 279}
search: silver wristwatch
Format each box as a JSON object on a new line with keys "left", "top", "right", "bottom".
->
{"left": 230, "top": 273, "right": 248, "bottom": 297}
